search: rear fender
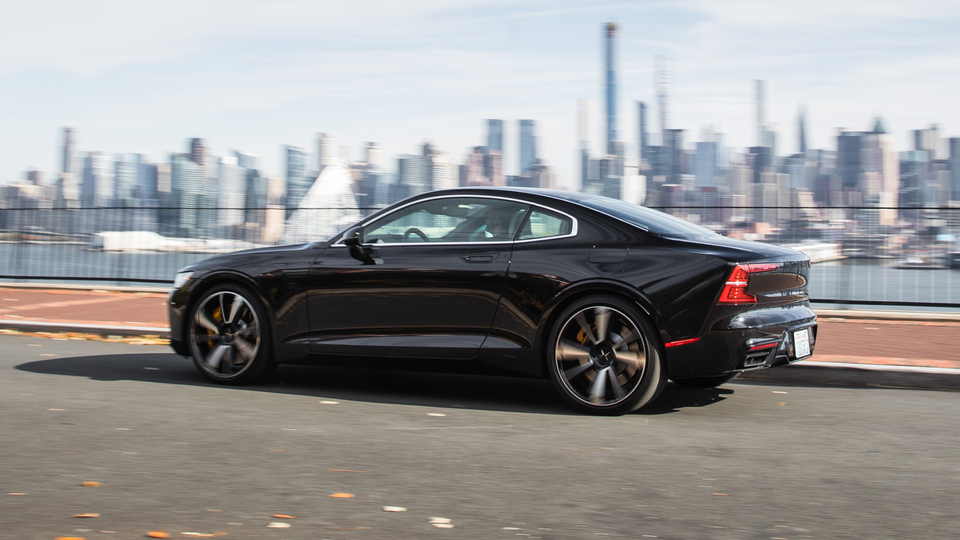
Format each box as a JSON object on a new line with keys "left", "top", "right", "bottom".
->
{"left": 534, "top": 279, "right": 662, "bottom": 356}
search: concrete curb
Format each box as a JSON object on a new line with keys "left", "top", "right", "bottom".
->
{"left": 814, "top": 308, "right": 960, "bottom": 322}
{"left": 0, "top": 320, "right": 170, "bottom": 338}
{"left": 735, "top": 362, "right": 960, "bottom": 391}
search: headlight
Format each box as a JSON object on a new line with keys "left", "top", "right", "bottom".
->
{"left": 173, "top": 271, "right": 194, "bottom": 289}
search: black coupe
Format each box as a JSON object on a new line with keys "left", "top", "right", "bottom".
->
{"left": 168, "top": 187, "right": 817, "bottom": 414}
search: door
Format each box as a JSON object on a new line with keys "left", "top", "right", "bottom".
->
{"left": 306, "top": 196, "right": 530, "bottom": 358}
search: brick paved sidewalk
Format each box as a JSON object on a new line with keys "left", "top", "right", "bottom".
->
{"left": 1, "top": 285, "right": 958, "bottom": 370}
{"left": 0, "top": 287, "right": 168, "bottom": 330}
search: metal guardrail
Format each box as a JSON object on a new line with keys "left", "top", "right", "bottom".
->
{"left": 1, "top": 205, "right": 958, "bottom": 310}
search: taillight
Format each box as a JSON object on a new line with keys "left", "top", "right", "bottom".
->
{"left": 718, "top": 263, "right": 781, "bottom": 304}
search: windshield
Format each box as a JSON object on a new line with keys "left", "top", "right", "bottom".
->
{"left": 574, "top": 196, "right": 718, "bottom": 239}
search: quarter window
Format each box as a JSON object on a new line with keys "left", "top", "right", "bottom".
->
{"left": 364, "top": 197, "right": 529, "bottom": 244}
{"left": 518, "top": 208, "right": 573, "bottom": 240}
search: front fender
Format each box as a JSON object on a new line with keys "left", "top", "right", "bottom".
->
{"left": 169, "top": 269, "right": 272, "bottom": 348}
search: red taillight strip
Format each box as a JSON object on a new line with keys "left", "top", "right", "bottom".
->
{"left": 748, "top": 342, "right": 779, "bottom": 351}
{"left": 664, "top": 337, "right": 700, "bottom": 348}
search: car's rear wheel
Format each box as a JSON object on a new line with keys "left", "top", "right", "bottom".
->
{"left": 671, "top": 374, "right": 737, "bottom": 388}
{"left": 547, "top": 296, "right": 666, "bottom": 415}
{"left": 189, "top": 284, "right": 274, "bottom": 384}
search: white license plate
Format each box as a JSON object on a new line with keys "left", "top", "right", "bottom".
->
{"left": 793, "top": 329, "right": 811, "bottom": 358}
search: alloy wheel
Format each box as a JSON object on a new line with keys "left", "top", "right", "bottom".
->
{"left": 190, "top": 290, "right": 261, "bottom": 380}
{"left": 554, "top": 305, "right": 647, "bottom": 407}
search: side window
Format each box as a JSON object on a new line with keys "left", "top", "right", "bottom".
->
{"left": 518, "top": 208, "right": 573, "bottom": 240}
{"left": 363, "top": 197, "right": 529, "bottom": 244}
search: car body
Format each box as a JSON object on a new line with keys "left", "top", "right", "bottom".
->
{"left": 168, "top": 187, "right": 817, "bottom": 413}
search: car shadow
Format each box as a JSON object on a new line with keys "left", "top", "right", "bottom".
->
{"left": 16, "top": 352, "right": 734, "bottom": 416}
{"left": 639, "top": 385, "right": 734, "bottom": 415}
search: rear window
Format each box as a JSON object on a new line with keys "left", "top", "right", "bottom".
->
{"left": 575, "top": 196, "right": 718, "bottom": 239}
{"left": 518, "top": 208, "right": 572, "bottom": 240}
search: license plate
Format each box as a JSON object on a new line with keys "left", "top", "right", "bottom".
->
{"left": 793, "top": 329, "right": 811, "bottom": 358}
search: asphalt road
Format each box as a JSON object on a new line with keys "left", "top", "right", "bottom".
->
{"left": 2, "top": 335, "right": 959, "bottom": 540}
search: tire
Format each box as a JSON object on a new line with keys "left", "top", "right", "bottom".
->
{"left": 547, "top": 296, "right": 667, "bottom": 415}
{"left": 188, "top": 283, "right": 275, "bottom": 385}
{"left": 671, "top": 374, "right": 737, "bottom": 389}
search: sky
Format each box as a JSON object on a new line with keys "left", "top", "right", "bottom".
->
{"left": 2, "top": 0, "right": 960, "bottom": 190}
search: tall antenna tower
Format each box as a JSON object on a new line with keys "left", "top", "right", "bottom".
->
{"left": 655, "top": 55, "right": 670, "bottom": 144}
{"left": 755, "top": 80, "right": 766, "bottom": 147}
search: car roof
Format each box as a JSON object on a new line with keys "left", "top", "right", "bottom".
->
{"left": 420, "top": 186, "right": 598, "bottom": 206}
{"left": 428, "top": 186, "right": 582, "bottom": 198}
{"left": 423, "top": 186, "right": 724, "bottom": 240}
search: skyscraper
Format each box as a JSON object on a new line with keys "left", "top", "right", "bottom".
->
{"left": 638, "top": 101, "right": 648, "bottom": 159}
{"left": 431, "top": 151, "right": 455, "bottom": 191}
{"left": 218, "top": 155, "right": 247, "bottom": 230}
{"left": 695, "top": 141, "right": 717, "bottom": 188}
{"left": 578, "top": 99, "right": 592, "bottom": 188}
{"left": 876, "top": 131, "right": 900, "bottom": 225}
{"left": 243, "top": 168, "right": 267, "bottom": 225}
{"left": 234, "top": 151, "right": 258, "bottom": 170}
{"left": 113, "top": 154, "right": 136, "bottom": 204}
{"left": 913, "top": 125, "right": 942, "bottom": 159}
{"left": 81, "top": 152, "right": 114, "bottom": 207}
{"left": 655, "top": 57, "right": 669, "bottom": 144}
{"left": 284, "top": 145, "right": 309, "bottom": 214}
{"left": 526, "top": 160, "right": 557, "bottom": 190}
{"left": 487, "top": 120, "right": 504, "bottom": 154}
{"left": 950, "top": 138, "right": 960, "bottom": 200}
{"left": 786, "top": 154, "right": 807, "bottom": 190}
{"left": 604, "top": 22, "right": 617, "bottom": 152}
{"left": 755, "top": 80, "right": 766, "bottom": 147}
{"left": 138, "top": 160, "right": 159, "bottom": 201}
{"left": 129, "top": 153, "right": 144, "bottom": 199}
{"left": 752, "top": 80, "right": 778, "bottom": 152}
{"left": 171, "top": 153, "right": 204, "bottom": 234}
{"left": 798, "top": 106, "right": 807, "bottom": 154}
{"left": 189, "top": 138, "right": 206, "bottom": 167}
{"left": 423, "top": 142, "right": 455, "bottom": 191}
{"left": 483, "top": 151, "right": 504, "bottom": 187}
{"left": 663, "top": 129, "right": 684, "bottom": 185}
{"left": 356, "top": 143, "right": 383, "bottom": 210}
{"left": 519, "top": 120, "right": 537, "bottom": 175}
{"left": 365, "top": 142, "right": 382, "bottom": 169}
{"left": 317, "top": 133, "right": 337, "bottom": 169}
{"left": 61, "top": 128, "right": 74, "bottom": 175}
{"left": 837, "top": 131, "right": 863, "bottom": 190}
{"left": 460, "top": 147, "right": 487, "bottom": 186}
{"left": 397, "top": 154, "right": 426, "bottom": 195}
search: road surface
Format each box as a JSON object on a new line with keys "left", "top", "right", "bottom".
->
{"left": 2, "top": 335, "right": 958, "bottom": 539}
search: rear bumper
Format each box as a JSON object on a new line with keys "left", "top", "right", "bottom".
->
{"left": 665, "top": 304, "right": 817, "bottom": 379}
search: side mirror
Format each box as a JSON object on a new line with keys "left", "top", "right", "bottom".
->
{"left": 342, "top": 226, "right": 363, "bottom": 247}
{"left": 343, "top": 226, "right": 380, "bottom": 265}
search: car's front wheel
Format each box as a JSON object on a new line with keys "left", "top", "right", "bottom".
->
{"left": 547, "top": 296, "right": 666, "bottom": 415}
{"left": 189, "top": 284, "right": 274, "bottom": 384}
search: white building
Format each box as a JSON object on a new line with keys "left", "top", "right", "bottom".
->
{"left": 280, "top": 159, "right": 362, "bottom": 244}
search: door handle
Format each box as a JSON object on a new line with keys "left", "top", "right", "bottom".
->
{"left": 460, "top": 254, "right": 498, "bottom": 263}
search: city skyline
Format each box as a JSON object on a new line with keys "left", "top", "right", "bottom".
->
{"left": 3, "top": 1, "right": 960, "bottom": 189}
